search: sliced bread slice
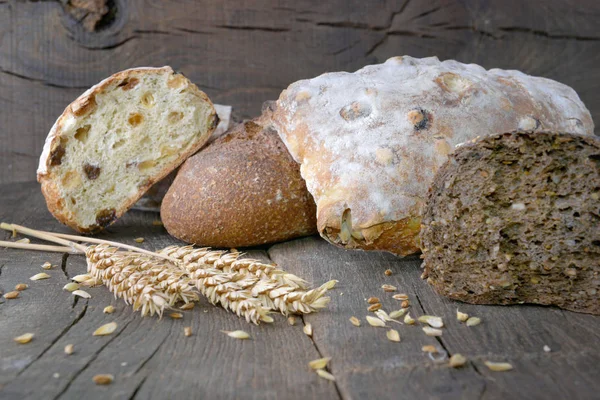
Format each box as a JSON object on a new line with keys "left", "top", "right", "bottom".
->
{"left": 37, "top": 67, "right": 218, "bottom": 233}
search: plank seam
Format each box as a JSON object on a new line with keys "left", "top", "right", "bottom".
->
{"left": 53, "top": 318, "right": 134, "bottom": 400}
{"left": 15, "top": 302, "right": 88, "bottom": 378}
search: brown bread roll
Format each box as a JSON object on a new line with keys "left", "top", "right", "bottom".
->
{"left": 420, "top": 131, "right": 600, "bottom": 314}
{"left": 161, "top": 108, "right": 317, "bottom": 247}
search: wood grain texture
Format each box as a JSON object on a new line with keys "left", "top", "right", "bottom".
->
{"left": 1, "top": 0, "right": 599, "bottom": 184}
{"left": 1, "top": 182, "right": 599, "bottom": 399}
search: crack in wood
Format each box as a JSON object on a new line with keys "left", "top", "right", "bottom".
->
{"left": 0, "top": 67, "right": 88, "bottom": 89}
{"left": 215, "top": 24, "right": 290, "bottom": 33}
{"left": 60, "top": 253, "right": 70, "bottom": 280}
{"left": 53, "top": 318, "right": 134, "bottom": 400}
{"left": 299, "top": 315, "right": 344, "bottom": 400}
{"left": 413, "top": 291, "right": 452, "bottom": 357}
{"left": 16, "top": 303, "right": 88, "bottom": 378}
{"left": 129, "top": 375, "right": 148, "bottom": 400}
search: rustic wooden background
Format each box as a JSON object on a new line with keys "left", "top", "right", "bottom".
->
{"left": 1, "top": 2, "right": 600, "bottom": 399}
{"left": 1, "top": 0, "right": 599, "bottom": 184}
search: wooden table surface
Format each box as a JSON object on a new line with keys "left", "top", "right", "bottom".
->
{"left": 1, "top": 1, "right": 600, "bottom": 399}
{"left": 1, "top": 182, "right": 600, "bottom": 400}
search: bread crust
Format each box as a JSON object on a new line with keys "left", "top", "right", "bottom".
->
{"left": 38, "top": 67, "right": 217, "bottom": 233}
{"left": 421, "top": 131, "right": 600, "bottom": 314}
{"left": 271, "top": 56, "right": 594, "bottom": 256}
{"left": 161, "top": 110, "right": 317, "bottom": 247}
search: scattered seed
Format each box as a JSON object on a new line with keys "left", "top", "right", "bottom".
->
{"left": 179, "top": 302, "right": 195, "bottom": 311}
{"left": 367, "top": 297, "right": 380, "bottom": 304}
{"left": 393, "top": 294, "right": 409, "bottom": 301}
{"left": 366, "top": 316, "right": 386, "bottom": 328}
{"left": 309, "top": 357, "right": 331, "bottom": 370}
{"left": 457, "top": 310, "right": 469, "bottom": 322}
{"left": 384, "top": 269, "right": 392, "bottom": 276}
{"left": 93, "top": 322, "right": 117, "bottom": 336}
{"left": 152, "top": 220, "right": 163, "bottom": 226}
{"left": 303, "top": 323, "right": 313, "bottom": 337}
{"left": 422, "top": 327, "right": 443, "bottom": 336}
{"left": 466, "top": 317, "right": 482, "bottom": 327}
{"left": 389, "top": 309, "right": 407, "bottom": 319}
{"left": 53, "top": 373, "right": 60, "bottom": 379}
{"left": 30, "top": 272, "right": 50, "bottom": 281}
{"left": 387, "top": 329, "right": 401, "bottom": 342}
{"left": 316, "top": 369, "right": 335, "bottom": 381}
{"left": 63, "top": 282, "right": 80, "bottom": 292}
{"left": 368, "top": 303, "right": 382, "bottom": 312}
{"left": 323, "top": 280, "right": 338, "bottom": 290}
{"left": 103, "top": 305, "right": 115, "bottom": 314}
{"left": 422, "top": 345, "right": 438, "bottom": 353}
{"left": 64, "top": 344, "right": 74, "bottom": 355}
{"left": 484, "top": 361, "right": 513, "bottom": 372}
{"left": 418, "top": 315, "right": 444, "bottom": 328}
{"left": 72, "top": 274, "right": 92, "bottom": 283}
{"left": 4, "top": 291, "right": 19, "bottom": 299}
{"left": 169, "top": 312, "right": 183, "bottom": 319}
{"left": 382, "top": 284, "right": 397, "bottom": 292}
{"left": 543, "top": 345, "right": 551, "bottom": 353}
{"left": 15, "top": 238, "right": 30, "bottom": 244}
{"left": 401, "top": 300, "right": 410, "bottom": 308}
{"left": 14, "top": 283, "right": 28, "bottom": 291}
{"left": 134, "top": 237, "right": 145, "bottom": 243}
{"left": 404, "top": 313, "right": 415, "bottom": 325}
{"left": 14, "top": 333, "right": 34, "bottom": 344}
{"left": 93, "top": 374, "right": 114, "bottom": 385}
{"left": 449, "top": 354, "right": 467, "bottom": 368}
{"left": 41, "top": 262, "right": 53, "bottom": 270}
{"left": 72, "top": 290, "right": 91, "bottom": 299}
{"left": 349, "top": 316, "right": 361, "bottom": 327}
{"left": 184, "top": 327, "right": 192, "bottom": 337}
{"left": 288, "top": 316, "right": 296, "bottom": 326}
{"left": 222, "top": 330, "right": 250, "bottom": 340}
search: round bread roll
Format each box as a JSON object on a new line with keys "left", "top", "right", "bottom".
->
{"left": 161, "top": 110, "right": 317, "bottom": 247}
{"left": 37, "top": 67, "right": 218, "bottom": 233}
{"left": 420, "top": 131, "right": 600, "bottom": 314}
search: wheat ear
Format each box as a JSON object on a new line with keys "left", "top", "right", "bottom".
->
{"left": 160, "top": 246, "right": 331, "bottom": 316}
{"left": 86, "top": 244, "right": 198, "bottom": 317}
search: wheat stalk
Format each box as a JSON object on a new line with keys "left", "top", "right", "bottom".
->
{"left": 160, "top": 246, "right": 331, "bottom": 316}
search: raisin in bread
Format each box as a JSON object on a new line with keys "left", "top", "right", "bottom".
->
{"left": 420, "top": 131, "right": 600, "bottom": 315}
{"left": 37, "top": 67, "right": 218, "bottom": 233}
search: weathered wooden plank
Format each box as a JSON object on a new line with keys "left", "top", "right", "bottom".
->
{"left": 1, "top": 0, "right": 599, "bottom": 184}
{"left": 268, "top": 236, "right": 600, "bottom": 400}
{"left": 0, "top": 182, "right": 338, "bottom": 400}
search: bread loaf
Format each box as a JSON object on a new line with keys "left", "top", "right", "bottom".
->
{"left": 271, "top": 56, "right": 594, "bottom": 256}
{"left": 37, "top": 67, "right": 218, "bottom": 233}
{"left": 421, "top": 131, "right": 600, "bottom": 315}
{"left": 161, "top": 106, "right": 317, "bottom": 247}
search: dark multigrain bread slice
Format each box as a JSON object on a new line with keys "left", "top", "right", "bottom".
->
{"left": 420, "top": 131, "right": 600, "bottom": 315}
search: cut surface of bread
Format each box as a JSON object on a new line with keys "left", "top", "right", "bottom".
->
{"left": 421, "top": 131, "right": 600, "bottom": 314}
{"left": 37, "top": 67, "right": 218, "bottom": 233}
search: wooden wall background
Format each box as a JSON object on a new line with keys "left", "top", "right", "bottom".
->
{"left": 1, "top": 0, "right": 599, "bottom": 184}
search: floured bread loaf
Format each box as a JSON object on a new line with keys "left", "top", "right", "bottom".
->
{"left": 37, "top": 67, "right": 218, "bottom": 233}
{"left": 271, "top": 56, "right": 594, "bottom": 256}
{"left": 161, "top": 103, "right": 317, "bottom": 247}
{"left": 421, "top": 132, "right": 600, "bottom": 314}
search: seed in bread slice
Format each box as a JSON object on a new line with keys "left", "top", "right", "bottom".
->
{"left": 421, "top": 131, "right": 600, "bottom": 315}
{"left": 37, "top": 67, "right": 218, "bottom": 233}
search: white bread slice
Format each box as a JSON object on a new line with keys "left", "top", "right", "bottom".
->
{"left": 37, "top": 67, "right": 218, "bottom": 233}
